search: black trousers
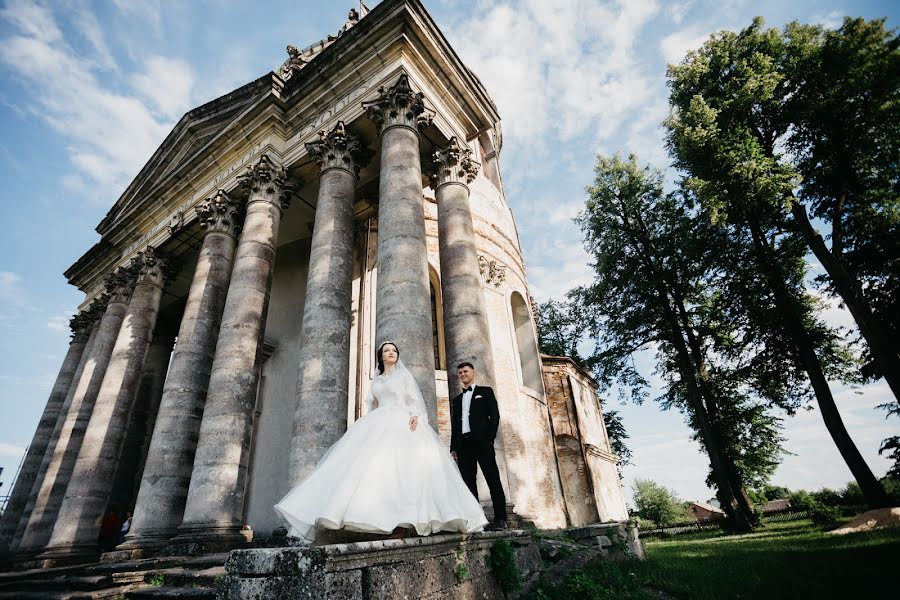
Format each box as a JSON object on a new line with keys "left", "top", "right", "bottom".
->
{"left": 458, "top": 434, "right": 507, "bottom": 522}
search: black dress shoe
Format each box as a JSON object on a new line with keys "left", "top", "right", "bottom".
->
{"left": 487, "top": 520, "right": 508, "bottom": 531}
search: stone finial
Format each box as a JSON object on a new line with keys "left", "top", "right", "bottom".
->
{"left": 362, "top": 73, "right": 434, "bottom": 133}
{"left": 104, "top": 266, "right": 137, "bottom": 305}
{"left": 305, "top": 121, "right": 373, "bottom": 177}
{"left": 197, "top": 190, "right": 245, "bottom": 237}
{"left": 428, "top": 137, "right": 481, "bottom": 189}
{"left": 133, "top": 247, "right": 173, "bottom": 288}
{"left": 238, "top": 154, "right": 295, "bottom": 211}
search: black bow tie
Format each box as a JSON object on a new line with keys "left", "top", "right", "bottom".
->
{"left": 464, "top": 386, "right": 473, "bottom": 392}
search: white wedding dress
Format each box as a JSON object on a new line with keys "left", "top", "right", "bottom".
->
{"left": 274, "top": 361, "right": 488, "bottom": 542}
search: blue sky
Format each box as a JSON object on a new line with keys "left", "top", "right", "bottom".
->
{"left": 1, "top": 0, "right": 897, "bottom": 507}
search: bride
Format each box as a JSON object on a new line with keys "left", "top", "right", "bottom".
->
{"left": 275, "top": 341, "right": 488, "bottom": 542}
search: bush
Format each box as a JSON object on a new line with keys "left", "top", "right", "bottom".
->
{"left": 489, "top": 538, "right": 521, "bottom": 593}
{"left": 789, "top": 490, "right": 815, "bottom": 511}
{"left": 632, "top": 479, "right": 683, "bottom": 527}
{"left": 809, "top": 503, "right": 841, "bottom": 527}
{"left": 522, "top": 557, "right": 647, "bottom": 600}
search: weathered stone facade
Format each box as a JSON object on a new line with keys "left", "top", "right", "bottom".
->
{"left": 0, "top": 0, "right": 628, "bottom": 567}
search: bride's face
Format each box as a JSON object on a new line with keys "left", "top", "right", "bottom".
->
{"left": 381, "top": 344, "right": 399, "bottom": 366}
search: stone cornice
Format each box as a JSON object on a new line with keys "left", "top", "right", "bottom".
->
{"left": 197, "top": 190, "right": 245, "bottom": 238}
{"left": 305, "top": 121, "right": 373, "bottom": 177}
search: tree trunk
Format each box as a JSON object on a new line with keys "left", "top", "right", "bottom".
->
{"left": 790, "top": 200, "right": 900, "bottom": 406}
{"left": 621, "top": 210, "right": 754, "bottom": 532}
{"left": 747, "top": 216, "right": 890, "bottom": 508}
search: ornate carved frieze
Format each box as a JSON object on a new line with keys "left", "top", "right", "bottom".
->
{"left": 133, "top": 247, "right": 173, "bottom": 288}
{"left": 238, "top": 154, "right": 295, "bottom": 211}
{"left": 428, "top": 137, "right": 480, "bottom": 189}
{"left": 167, "top": 210, "right": 185, "bottom": 235}
{"left": 305, "top": 121, "right": 373, "bottom": 176}
{"left": 197, "top": 190, "right": 245, "bottom": 237}
{"left": 362, "top": 73, "right": 434, "bottom": 133}
{"left": 104, "top": 266, "right": 137, "bottom": 305}
{"left": 478, "top": 255, "right": 507, "bottom": 288}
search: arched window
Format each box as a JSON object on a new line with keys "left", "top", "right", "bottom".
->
{"left": 510, "top": 291, "right": 542, "bottom": 390}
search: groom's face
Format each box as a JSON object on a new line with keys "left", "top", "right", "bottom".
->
{"left": 458, "top": 366, "right": 475, "bottom": 387}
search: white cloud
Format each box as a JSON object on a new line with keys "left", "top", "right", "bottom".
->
{"left": 112, "top": 0, "right": 162, "bottom": 31}
{"left": 812, "top": 10, "right": 844, "bottom": 31}
{"left": 131, "top": 56, "right": 196, "bottom": 120}
{"left": 0, "top": 5, "right": 187, "bottom": 205}
{"left": 667, "top": 1, "right": 694, "bottom": 25}
{"left": 660, "top": 26, "right": 711, "bottom": 65}
{"left": 0, "top": 0, "right": 62, "bottom": 43}
{"left": 0, "top": 272, "right": 26, "bottom": 307}
{"left": 0, "top": 442, "right": 26, "bottom": 458}
{"left": 446, "top": 0, "right": 660, "bottom": 149}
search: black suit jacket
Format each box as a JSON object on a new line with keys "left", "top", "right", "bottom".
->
{"left": 450, "top": 385, "right": 500, "bottom": 453}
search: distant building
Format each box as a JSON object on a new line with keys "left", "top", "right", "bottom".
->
{"left": 760, "top": 499, "right": 792, "bottom": 514}
{"left": 690, "top": 501, "right": 726, "bottom": 522}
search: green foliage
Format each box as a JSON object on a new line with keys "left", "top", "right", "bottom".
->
{"left": 632, "top": 519, "right": 900, "bottom": 599}
{"left": 149, "top": 573, "right": 165, "bottom": 586}
{"left": 522, "top": 557, "right": 650, "bottom": 600}
{"left": 881, "top": 476, "right": 900, "bottom": 502}
{"left": 879, "top": 437, "right": 900, "bottom": 478}
{"left": 809, "top": 503, "right": 842, "bottom": 527}
{"left": 536, "top": 299, "right": 589, "bottom": 367}
{"left": 602, "top": 409, "right": 632, "bottom": 467}
{"left": 454, "top": 545, "right": 469, "bottom": 583}
{"left": 489, "top": 538, "right": 521, "bottom": 593}
{"left": 632, "top": 479, "right": 683, "bottom": 527}
{"left": 789, "top": 490, "right": 815, "bottom": 512}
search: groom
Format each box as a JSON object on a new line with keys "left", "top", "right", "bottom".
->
{"left": 450, "top": 362, "right": 507, "bottom": 529}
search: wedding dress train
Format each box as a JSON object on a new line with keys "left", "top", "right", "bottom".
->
{"left": 274, "top": 361, "right": 488, "bottom": 542}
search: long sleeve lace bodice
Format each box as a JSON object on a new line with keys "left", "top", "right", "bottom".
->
{"left": 364, "top": 366, "right": 426, "bottom": 421}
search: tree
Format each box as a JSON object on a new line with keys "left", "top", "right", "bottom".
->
{"left": 573, "top": 153, "right": 782, "bottom": 531}
{"left": 632, "top": 479, "right": 684, "bottom": 526}
{"left": 666, "top": 18, "right": 890, "bottom": 508}
{"left": 880, "top": 437, "right": 900, "bottom": 479}
{"left": 602, "top": 409, "right": 633, "bottom": 467}
{"left": 783, "top": 18, "right": 900, "bottom": 400}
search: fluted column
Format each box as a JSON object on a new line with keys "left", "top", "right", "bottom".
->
{"left": 107, "top": 323, "right": 176, "bottom": 514}
{"left": 427, "top": 138, "right": 497, "bottom": 393}
{"left": 174, "top": 155, "right": 293, "bottom": 547}
{"left": 289, "top": 122, "right": 372, "bottom": 486}
{"left": 17, "top": 272, "right": 134, "bottom": 557}
{"left": 362, "top": 73, "right": 438, "bottom": 426}
{"left": 40, "top": 248, "right": 170, "bottom": 564}
{"left": 121, "top": 190, "right": 243, "bottom": 554}
{"left": 0, "top": 312, "right": 94, "bottom": 554}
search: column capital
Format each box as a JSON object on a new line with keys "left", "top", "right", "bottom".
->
{"left": 133, "top": 247, "right": 173, "bottom": 289}
{"left": 305, "top": 121, "right": 373, "bottom": 177}
{"left": 197, "top": 190, "right": 244, "bottom": 237}
{"left": 69, "top": 312, "right": 94, "bottom": 343}
{"left": 428, "top": 137, "right": 480, "bottom": 190}
{"left": 238, "top": 154, "right": 295, "bottom": 211}
{"left": 362, "top": 73, "right": 434, "bottom": 134}
{"left": 104, "top": 266, "right": 136, "bottom": 305}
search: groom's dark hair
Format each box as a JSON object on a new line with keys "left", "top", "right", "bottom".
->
{"left": 457, "top": 362, "right": 475, "bottom": 370}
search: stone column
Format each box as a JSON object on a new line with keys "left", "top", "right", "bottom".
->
{"left": 0, "top": 312, "right": 94, "bottom": 554}
{"left": 289, "top": 122, "right": 372, "bottom": 486}
{"left": 16, "top": 272, "right": 134, "bottom": 557}
{"left": 106, "top": 323, "right": 176, "bottom": 514}
{"left": 120, "top": 190, "right": 243, "bottom": 554}
{"left": 40, "top": 248, "right": 170, "bottom": 564}
{"left": 362, "top": 73, "right": 438, "bottom": 426}
{"left": 428, "top": 138, "right": 496, "bottom": 393}
{"left": 173, "top": 155, "right": 293, "bottom": 548}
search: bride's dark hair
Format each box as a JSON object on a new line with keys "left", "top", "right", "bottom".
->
{"left": 376, "top": 341, "right": 399, "bottom": 375}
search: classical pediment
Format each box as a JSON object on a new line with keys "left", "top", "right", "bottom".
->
{"left": 97, "top": 74, "right": 277, "bottom": 235}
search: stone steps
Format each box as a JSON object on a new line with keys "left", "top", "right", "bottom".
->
{"left": 0, "top": 554, "right": 226, "bottom": 600}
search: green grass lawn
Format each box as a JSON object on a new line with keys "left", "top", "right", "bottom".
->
{"left": 630, "top": 519, "right": 900, "bottom": 600}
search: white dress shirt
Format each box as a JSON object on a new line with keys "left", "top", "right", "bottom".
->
{"left": 461, "top": 383, "right": 476, "bottom": 434}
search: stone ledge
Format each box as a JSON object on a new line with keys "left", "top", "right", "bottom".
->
{"left": 220, "top": 530, "right": 541, "bottom": 600}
